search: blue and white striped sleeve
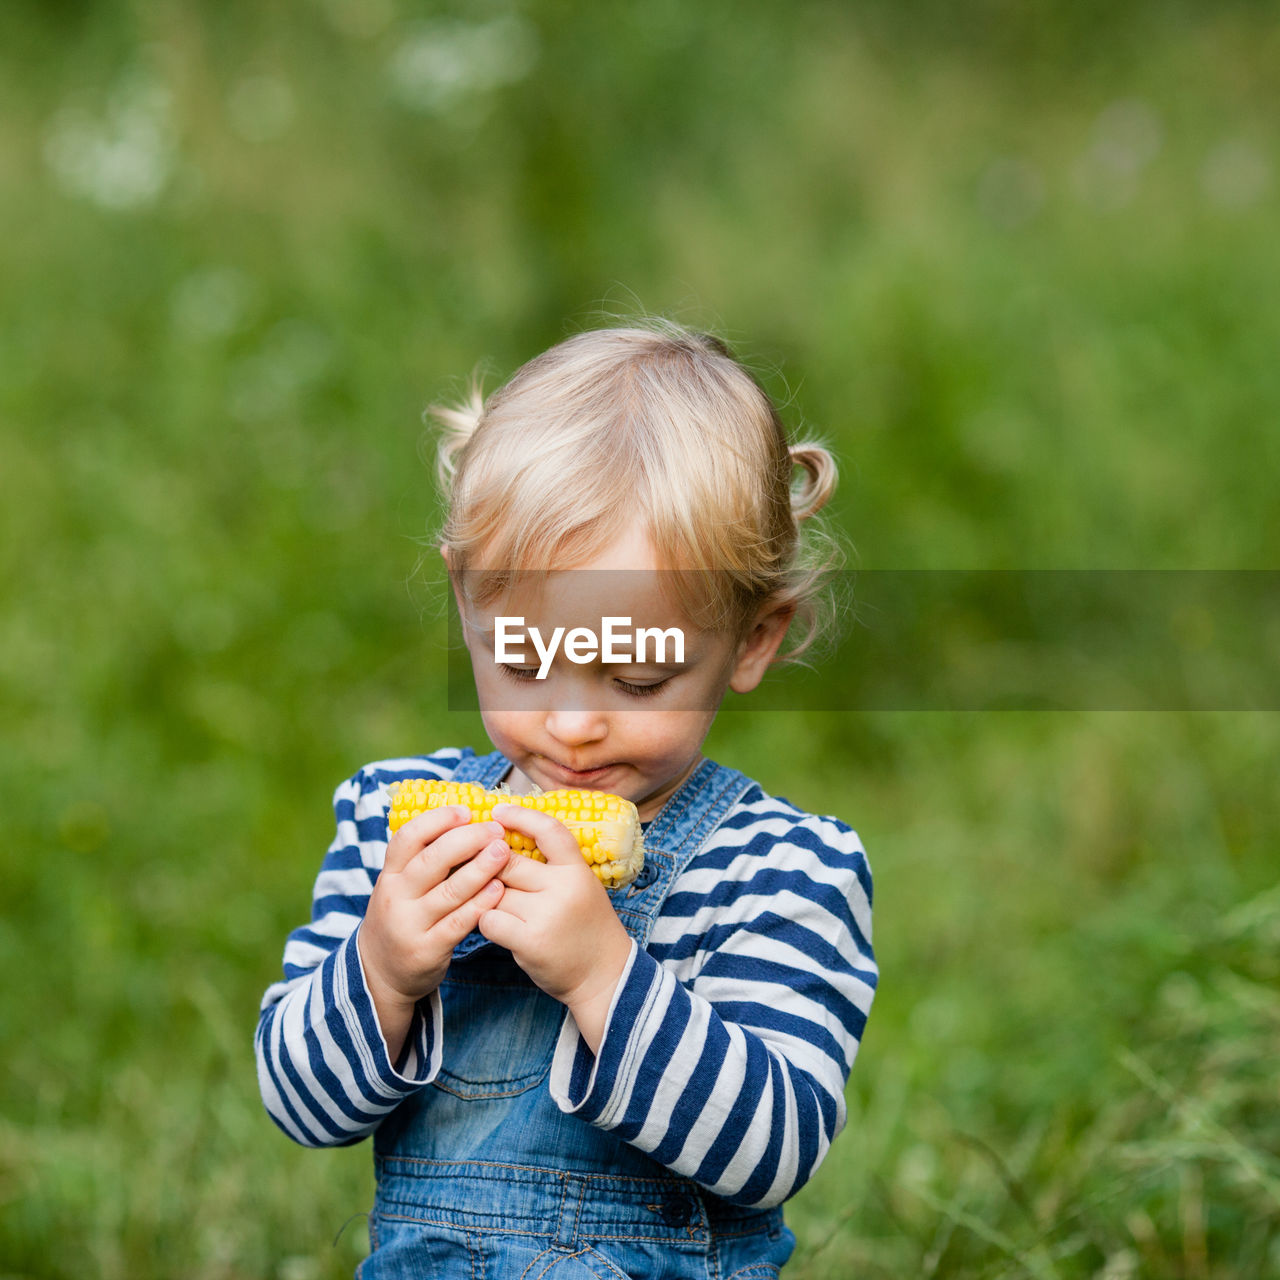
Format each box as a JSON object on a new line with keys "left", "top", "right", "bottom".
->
{"left": 254, "top": 750, "right": 464, "bottom": 1147}
{"left": 547, "top": 790, "right": 877, "bottom": 1209}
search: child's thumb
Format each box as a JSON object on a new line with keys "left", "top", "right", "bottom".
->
{"left": 490, "top": 803, "right": 583, "bottom": 865}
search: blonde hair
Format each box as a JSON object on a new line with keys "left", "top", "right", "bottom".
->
{"left": 430, "top": 320, "right": 842, "bottom": 659}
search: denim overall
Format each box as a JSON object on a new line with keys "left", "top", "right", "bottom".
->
{"left": 362, "top": 751, "right": 796, "bottom": 1278}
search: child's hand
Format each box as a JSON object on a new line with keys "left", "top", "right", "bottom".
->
{"left": 478, "top": 804, "right": 634, "bottom": 1054}
{"left": 359, "top": 805, "right": 510, "bottom": 1064}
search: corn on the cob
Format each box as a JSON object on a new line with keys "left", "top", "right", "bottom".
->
{"left": 387, "top": 779, "right": 645, "bottom": 890}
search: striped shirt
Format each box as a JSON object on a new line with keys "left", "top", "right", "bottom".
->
{"left": 255, "top": 747, "right": 876, "bottom": 1209}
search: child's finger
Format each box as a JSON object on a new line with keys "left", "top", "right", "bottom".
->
{"left": 429, "top": 877, "right": 506, "bottom": 950}
{"left": 418, "top": 838, "right": 511, "bottom": 919}
{"left": 490, "top": 804, "right": 583, "bottom": 867}
{"left": 494, "top": 852, "right": 544, "bottom": 891}
{"left": 484, "top": 884, "right": 533, "bottom": 922}
{"left": 401, "top": 825, "right": 507, "bottom": 897}
{"left": 383, "top": 804, "right": 474, "bottom": 875}
{"left": 476, "top": 903, "right": 526, "bottom": 951}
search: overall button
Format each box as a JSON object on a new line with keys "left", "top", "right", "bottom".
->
{"left": 628, "top": 860, "right": 659, "bottom": 892}
{"left": 660, "top": 1195, "right": 693, "bottom": 1227}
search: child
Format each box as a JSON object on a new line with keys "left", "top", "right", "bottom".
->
{"left": 256, "top": 321, "right": 877, "bottom": 1277}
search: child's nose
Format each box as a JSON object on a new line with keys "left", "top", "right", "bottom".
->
{"left": 544, "top": 708, "right": 607, "bottom": 746}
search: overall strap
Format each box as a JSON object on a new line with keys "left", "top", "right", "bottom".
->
{"left": 615, "top": 758, "right": 754, "bottom": 948}
{"left": 449, "top": 749, "right": 512, "bottom": 787}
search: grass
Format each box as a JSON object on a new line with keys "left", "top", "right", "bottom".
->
{"left": 2, "top": 2, "right": 1278, "bottom": 1275}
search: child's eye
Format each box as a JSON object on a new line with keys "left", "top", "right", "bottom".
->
{"left": 614, "top": 677, "right": 671, "bottom": 699}
{"left": 497, "top": 664, "right": 541, "bottom": 683}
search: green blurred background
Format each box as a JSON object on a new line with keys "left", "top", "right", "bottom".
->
{"left": 2, "top": 2, "right": 1278, "bottom": 1276}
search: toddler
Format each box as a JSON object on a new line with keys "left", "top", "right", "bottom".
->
{"left": 256, "top": 321, "right": 877, "bottom": 1277}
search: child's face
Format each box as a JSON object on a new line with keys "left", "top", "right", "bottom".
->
{"left": 450, "top": 523, "right": 790, "bottom": 822}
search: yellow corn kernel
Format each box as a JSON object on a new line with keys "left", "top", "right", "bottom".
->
{"left": 386, "top": 778, "right": 645, "bottom": 890}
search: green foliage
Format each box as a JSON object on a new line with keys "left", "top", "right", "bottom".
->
{"left": 2, "top": 3, "right": 1277, "bottom": 1276}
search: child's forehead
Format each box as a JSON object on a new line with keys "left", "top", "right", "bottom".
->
{"left": 569, "top": 520, "right": 660, "bottom": 571}
{"left": 463, "top": 566, "right": 697, "bottom": 630}
{"left": 457, "top": 520, "right": 745, "bottom": 635}
{"left": 469, "top": 519, "right": 662, "bottom": 574}
{"left": 464, "top": 522, "right": 686, "bottom": 619}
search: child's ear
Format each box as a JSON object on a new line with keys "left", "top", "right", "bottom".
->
{"left": 728, "top": 602, "right": 795, "bottom": 694}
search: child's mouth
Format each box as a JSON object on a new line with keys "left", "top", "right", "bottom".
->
{"left": 541, "top": 759, "right": 618, "bottom": 787}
